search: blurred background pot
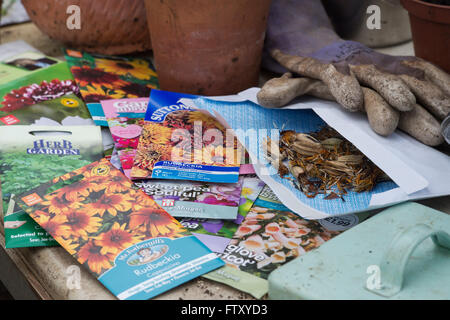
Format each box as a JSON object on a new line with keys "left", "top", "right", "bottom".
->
{"left": 145, "top": 0, "right": 272, "bottom": 95}
{"left": 322, "top": 0, "right": 412, "bottom": 48}
{"left": 401, "top": 0, "right": 450, "bottom": 73}
{"left": 21, "top": 0, "right": 151, "bottom": 55}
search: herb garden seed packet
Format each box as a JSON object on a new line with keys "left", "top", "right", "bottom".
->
{"left": 203, "top": 185, "right": 375, "bottom": 299}
{"left": 131, "top": 89, "right": 242, "bottom": 183}
{"left": 178, "top": 175, "right": 265, "bottom": 253}
{"left": 135, "top": 179, "right": 242, "bottom": 220}
{"left": 16, "top": 159, "right": 224, "bottom": 300}
{"left": 64, "top": 49, "right": 159, "bottom": 126}
{"left": 0, "top": 125, "right": 103, "bottom": 248}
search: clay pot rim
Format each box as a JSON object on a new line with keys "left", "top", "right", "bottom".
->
{"left": 401, "top": 0, "right": 450, "bottom": 24}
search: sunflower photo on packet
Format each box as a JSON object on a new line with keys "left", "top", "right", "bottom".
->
{"left": 131, "top": 89, "right": 242, "bottom": 183}
{"left": 16, "top": 159, "right": 224, "bottom": 300}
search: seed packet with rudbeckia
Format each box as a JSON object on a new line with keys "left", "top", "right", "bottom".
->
{"left": 178, "top": 175, "right": 265, "bottom": 254}
{"left": 16, "top": 159, "right": 224, "bottom": 300}
{"left": 131, "top": 89, "right": 242, "bottom": 183}
{"left": 64, "top": 49, "right": 159, "bottom": 126}
{"left": 0, "top": 125, "right": 103, "bottom": 248}
{"left": 203, "top": 185, "right": 375, "bottom": 299}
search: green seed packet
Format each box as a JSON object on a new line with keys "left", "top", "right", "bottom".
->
{"left": 0, "top": 125, "right": 103, "bottom": 248}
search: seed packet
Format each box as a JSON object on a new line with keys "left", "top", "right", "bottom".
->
{"left": 0, "top": 48, "right": 59, "bottom": 85}
{"left": 16, "top": 159, "right": 224, "bottom": 300}
{"left": 131, "top": 89, "right": 242, "bottom": 183}
{"left": 135, "top": 179, "right": 242, "bottom": 220}
{"left": 0, "top": 56, "right": 82, "bottom": 126}
{"left": 64, "top": 49, "right": 159, "bottom": 126}
{"left": 100, "top": 97, "right": 148, "bottom": 178}
{"left": 178, "top": 175, "right": 266, "bottom": 253}
{"left": 0, "top": 125, "right": 103, "bottom": 248}
{"left": 0, "top": 93, "right": 93, "bottom": 127}
{"left": 203, "top": 185, "right": 375, "bottom": 298}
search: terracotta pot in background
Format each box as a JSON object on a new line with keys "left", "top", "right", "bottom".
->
{"left": 21, "top": 0, "right": 151, "bottom": 55}
{"left": 401, "top": 0, "right": 450, "bottom": 73}
{"left": 145, "top": 0, "right": 272, "bottom": 95}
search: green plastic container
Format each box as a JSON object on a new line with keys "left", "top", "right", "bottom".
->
{"left": 268, "top": 202, "right": 450, "bottom": 300}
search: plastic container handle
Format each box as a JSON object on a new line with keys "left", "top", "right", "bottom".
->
{"left": 367, "top": 223, "right": 450, "bottom": 297}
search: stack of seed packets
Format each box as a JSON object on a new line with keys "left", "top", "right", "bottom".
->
{"left": 0, "top": 125, "right": 103, "bottom": 248}
{"left": 101, "top": 97, "right": 263, "bottom": 253}
{"left": 16, "top": 159, "right": 225, "bottom": 300}
{"left": 203, "top": 185, "right": 376, "bottom": 299}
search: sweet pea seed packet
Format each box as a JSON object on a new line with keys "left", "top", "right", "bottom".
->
{"left": 135, "top": 179, "right": 243, "bottom": 220}
{"left": 131, "top": 89, "right": 242, "bottom": 183}
{"left": 178, "top": 175, "right": 266, "bottom": 253}
{"left": 0, "top": 125, "right": 103, "bottom": 248}
{"left": 203, "top": 185, "right": 375, "bottom": 299}
{"left": 64, "top": 49, "right": 159, "bottom": 126}
{"left": 16, "top": 159, "right": 224, "bottom": 300}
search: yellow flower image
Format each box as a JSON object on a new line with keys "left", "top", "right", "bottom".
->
{"left": 84, "top": 192, "right": 133, "bottom": 217}
{"left": 63, "top": 210, "right": 103, "bottom": 240}
{"left": 129, "top": 207, "right": 185, "bottom": 238}
{"left": 78, "top": 240, "right": 115, "bottom": 275}
{"left": 81, "top": 84, "right": 127, "bottom": 102}
{"left": 34, "top": 214, "right": 71, "bottom": 239}
{"left": 95, "top": 58, "right": 157, "bottom": 80}
{"left": 95, "top": 222, "right": 142, "bottom": 255}
{"left": 188, "top": 111, "right": 225, "bottom": 131}
{"left": 41, "top": 192, "right": 82, "bottom": 215}
{"left": 141, "top": 123, "right": 173, "bottom": 145}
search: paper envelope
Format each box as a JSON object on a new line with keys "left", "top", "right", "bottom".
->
{"left": 191, "top": 88, "right": 450, "bottom": 219}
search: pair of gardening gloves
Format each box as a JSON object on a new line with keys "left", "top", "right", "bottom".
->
{"left": 258, "top": 0, "right": 450, "bottom": 146}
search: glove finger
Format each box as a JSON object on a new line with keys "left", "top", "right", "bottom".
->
{"left": 399, "top": 74, "right": 450, "bottom": 121}
{"left": 349, "top": 64, "right": 416, "bottom": 112}
{"left": 257, "top": 73, "right": 334, "bottom": 108}
{"left": 361, "top": 87, "right": 399, "bottom": 137}
{"left": 271, "top": 49, "right": 363, "bottom": 111}
{"left": 398, "top": 103, "right": 444, "bottom": 147}
{"left": 402, "top": 59, "right": 450, "bottom": 97}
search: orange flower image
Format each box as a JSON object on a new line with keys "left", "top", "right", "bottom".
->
{"left": 85, "top": 192, "right": 133, "bottom": 217}
{"left": 129, "top": 207, "right": 185, "bottom": 238}
{"left": 105, "top": 173, "right": 132, "bottom": 194}
{"left": 95, "top": 222, "right": 142, "bottom": 255}
{"left": 41, "top": 192, "right": 81, "bottom": 214}
{"left": 63, "top": 210, "right": 102, "bottom": 240}
{"left": 78, "top": 240, "right": 115, "bottom": 275}
{"left": 34, "top": 215, "right": 71, "bottom": 239}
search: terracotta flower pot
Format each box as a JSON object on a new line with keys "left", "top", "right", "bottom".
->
{"left": 21, "top": 0, "right": 151, "bottom": 55}
{"left": 401, "top": 0, "right": 450, "bottom": 73}
{"left": 145, "top": 0, "right": 272, "bottom": 95}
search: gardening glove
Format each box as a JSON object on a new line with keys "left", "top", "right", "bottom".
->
{"left": 259, "top": 0, "right": 450, "bottom": 146}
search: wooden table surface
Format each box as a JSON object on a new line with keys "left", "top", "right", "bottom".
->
{"left": 0, "top": 22, "right": 449, "bottom": 300}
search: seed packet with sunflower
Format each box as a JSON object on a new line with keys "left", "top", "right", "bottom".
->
{"left": 16, "top": 159, "right": 224, "bottom": 300}
{"left": 203, "top": 185, "right": 376, "bottom": 299}
{"left": 0, "top": 125, "right": 103, "bottom": 248}
{"left": 131, "top": 89, "right": 242, "bottom": 183}
{"left": 64, "top": 49, "right": 159, "bottom": 126}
